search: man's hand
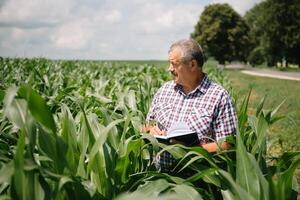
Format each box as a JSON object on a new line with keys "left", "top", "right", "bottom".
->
{"left": 149, "top": 126, "right": 166, "bottom": 136}
{"left": 201, "top": 141, "right": 231, "bottom": 153}
{"left": 141, "top": 124, "right": 166, "bottom": 136}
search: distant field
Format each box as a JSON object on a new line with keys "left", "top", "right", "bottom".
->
{"left": 225, "top": 69, "right": 300, "bottom": 155}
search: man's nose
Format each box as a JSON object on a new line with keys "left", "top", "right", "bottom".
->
{"left": 168, "top": 64, "right": 174, "bottom": 72}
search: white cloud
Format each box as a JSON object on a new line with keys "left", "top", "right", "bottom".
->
{"left": 0, "top": 0, "right": 72, "bottom": 23}
{"left": 91, "top": 9, "right": 122, "bottom": 25}
{"left": 0, "top": 0, "right": 260, "bottom": 59}
{"left": 134, "top": 2, "right": 201, "bottom": 34}
{"left": 51, "top": 20, "right": 92, "bottom": 50}
{"left": 104, "top": 10, "right": 122, "bottom": 23}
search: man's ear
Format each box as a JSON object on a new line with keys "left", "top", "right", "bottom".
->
{"left": 190, "top": 59, "right": 198, "bottom": 69}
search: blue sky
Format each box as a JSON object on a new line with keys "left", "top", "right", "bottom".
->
{"left": 0, "top": 0, "right": 261, "bottom": 60}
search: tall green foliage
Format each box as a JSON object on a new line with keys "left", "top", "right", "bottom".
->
{"left": 0, "top": 58, "right": 299, "bottom": 199}
{"left": 191, "top": 3, "right": 252, "bottom": 64}
{"left": 244, "top": 0, "right": 300, "bottom": 67}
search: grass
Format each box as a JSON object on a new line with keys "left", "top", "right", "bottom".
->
{"left": 225, "top": 69, "right": 300, "bottom": 197}
{"left": 225, "top": 69, "right": 300, "bottom": 155}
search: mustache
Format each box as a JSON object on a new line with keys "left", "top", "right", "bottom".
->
{"left": 170, "top": 71, "right": 176, "bottom": 76}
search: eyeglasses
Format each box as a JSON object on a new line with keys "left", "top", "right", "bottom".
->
{"left": 169, "top": 60, "right": 181, "bottom": 68}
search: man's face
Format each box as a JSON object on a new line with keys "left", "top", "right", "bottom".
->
{"left": 168, "top": 48, "right": 192, "bottom": 86}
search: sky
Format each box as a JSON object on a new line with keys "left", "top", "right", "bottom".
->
{"left": 0, "top": 0, "right": 261, "bottom": 60}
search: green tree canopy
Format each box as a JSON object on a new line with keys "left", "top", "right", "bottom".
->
{"left": 245, "top": 0, "right": 300, "bottom": 67}
{"left": 244, "top": 2, "right": 268, "bottom": 66}
{"left": 191, "top": 3, "right": 251, "bottom": 64}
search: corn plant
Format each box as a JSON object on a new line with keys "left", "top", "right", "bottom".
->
{"left": 0, "top": 58, "right": 299, "bottom": 199}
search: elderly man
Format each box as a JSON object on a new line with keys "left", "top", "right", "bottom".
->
{"left": 143, "top": 38, "right": 237, "bottom": 172}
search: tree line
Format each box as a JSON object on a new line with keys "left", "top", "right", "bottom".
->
{"left": 191, "top": 0, "right": 300, "bottom": 68}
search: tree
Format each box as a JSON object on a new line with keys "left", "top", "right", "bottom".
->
{"left": 245, "top": 0, "right": 300, "bottom": 67}
{"left": 244, "top": 2, "right": 268, "bottom": 66}
{"left": 191, "top": 3, "right": 252, "bottom": 64}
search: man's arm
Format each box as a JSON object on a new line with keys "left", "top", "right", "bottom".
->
{"left": 201, "top": 141, "right": 231, "bottom": 153}
{"left": 169, "top": 139, "right": 231, "bottom": 152}
{"left": 212, "top": 94, "right": 237, "bottom": 151}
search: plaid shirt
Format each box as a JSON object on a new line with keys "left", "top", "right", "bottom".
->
{"left": 146, "top": 74, "right": 237, "bottom": 172}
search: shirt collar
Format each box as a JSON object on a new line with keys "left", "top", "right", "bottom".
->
{"left": 174, "top": 73, "right": 211, "bottom": 95}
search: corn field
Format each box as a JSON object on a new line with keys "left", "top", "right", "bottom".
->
{"left": 0, "top": 58, "right": 299, "bottom": 200}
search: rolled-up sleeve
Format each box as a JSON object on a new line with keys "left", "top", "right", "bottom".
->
{"left": 212, "top": 93, "right": 237, "bottom": 141}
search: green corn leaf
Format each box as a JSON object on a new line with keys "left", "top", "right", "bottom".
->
{"left": 80, "top": 109, "right": 95, "bottom": 148}
{"left": 236, "top": 131, "right": 269, "bottom": 199}
{"left": 88, "top": 119, "right": 124, "bottom": 165}
{"left": 12, "top": 131, "right": 26, "bottom": 200}
{"left": 18, "top": 85, "right": 56, "bottom": 134}
{"left": 78, "top": 113, "right": 91, "bottom": 152}
{"left": 136, "top": 179, "right": 171, "bottom": 196}
{"left": 276, "top": 152, "right": 300, "bottom": 169}
{"left": 120, "top": 113, "right": 132, "bottom": 143}
{"left": 218, "top": 169, "right": 255, "bottom": 200}
{"left": 55, "top": 136, "right": 68, "bottom": 173}
{"left": 58, "top": 176, "right": 73, "bottom": 191}
{"left": 0, "top": 161, "right": 14, "bottom": 184}
{"left": 255, "top": 96, "right": 266, "bottom": 117}
{"left": 61, "top": 105, "right": 79, "bottom": 174}
{"left": 176, "top": 155, "right": 205, "bottom": 172}
{"left": 273, "top": 152, "right": 300, "bottom": 200}
{"left": 157, "top": 144, "right": 187, "bottom": 160}
{"left": 3, "top": 87, "right": 28, "bottom": 130}
{"left": 177, "top": 147, "right": 216, "bottom": 169}
{"left": 250, "top": 114, "right": 268, "bottom": 155}
{"left": 0, "top": 89, "right": 5, "bottom": 102}
{"left": 238, "top": 89, "right": 251, "bottom": 135}
{"left": 26, "top": 172, "right": 45, "bottom": 200}
{"left": 126, "top": 90, "right": 137, "bottom": 112}
{"left": 270, "top": 99, "right": 285, "bottom": 119}
{"left": 170, "top": 184, "right": 203, "bottom": 200}
{"left": 37, "top": 127, "right": 56, "bottom": 162}
{"left": 140, "top": 134, "right": 160, "bottom": 153}
{"left": 87, "top": 119, "right": 123, "bottom": 198}
{"left": 184, "top": 168, "right": 218, "bottom": 185}
{"left": 63, "top": 181, "right": 93, "bottom": 200}
{"left": 116, "top": 137, "right": 142, "bottom": 183}
{"left": 221, "top": 189, "right": 235, "bottom": 200}
{"left": 92, "top": 94, "right": 112, "bottom": 104}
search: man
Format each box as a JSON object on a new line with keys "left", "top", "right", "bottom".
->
{"left": 143, "top": 38, "right": 237, "bottom": 172}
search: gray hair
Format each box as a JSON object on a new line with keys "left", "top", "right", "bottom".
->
{"left": 169, "top": 38, "right": 205, "bottom": 67}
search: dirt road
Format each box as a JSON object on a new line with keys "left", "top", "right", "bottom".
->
{"left": 225, "top": 64, "right": 300, "bottom": 81}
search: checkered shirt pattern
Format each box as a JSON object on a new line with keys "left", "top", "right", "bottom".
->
{"left": 146, "top": 74, "right": 237, "bottom": 172}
